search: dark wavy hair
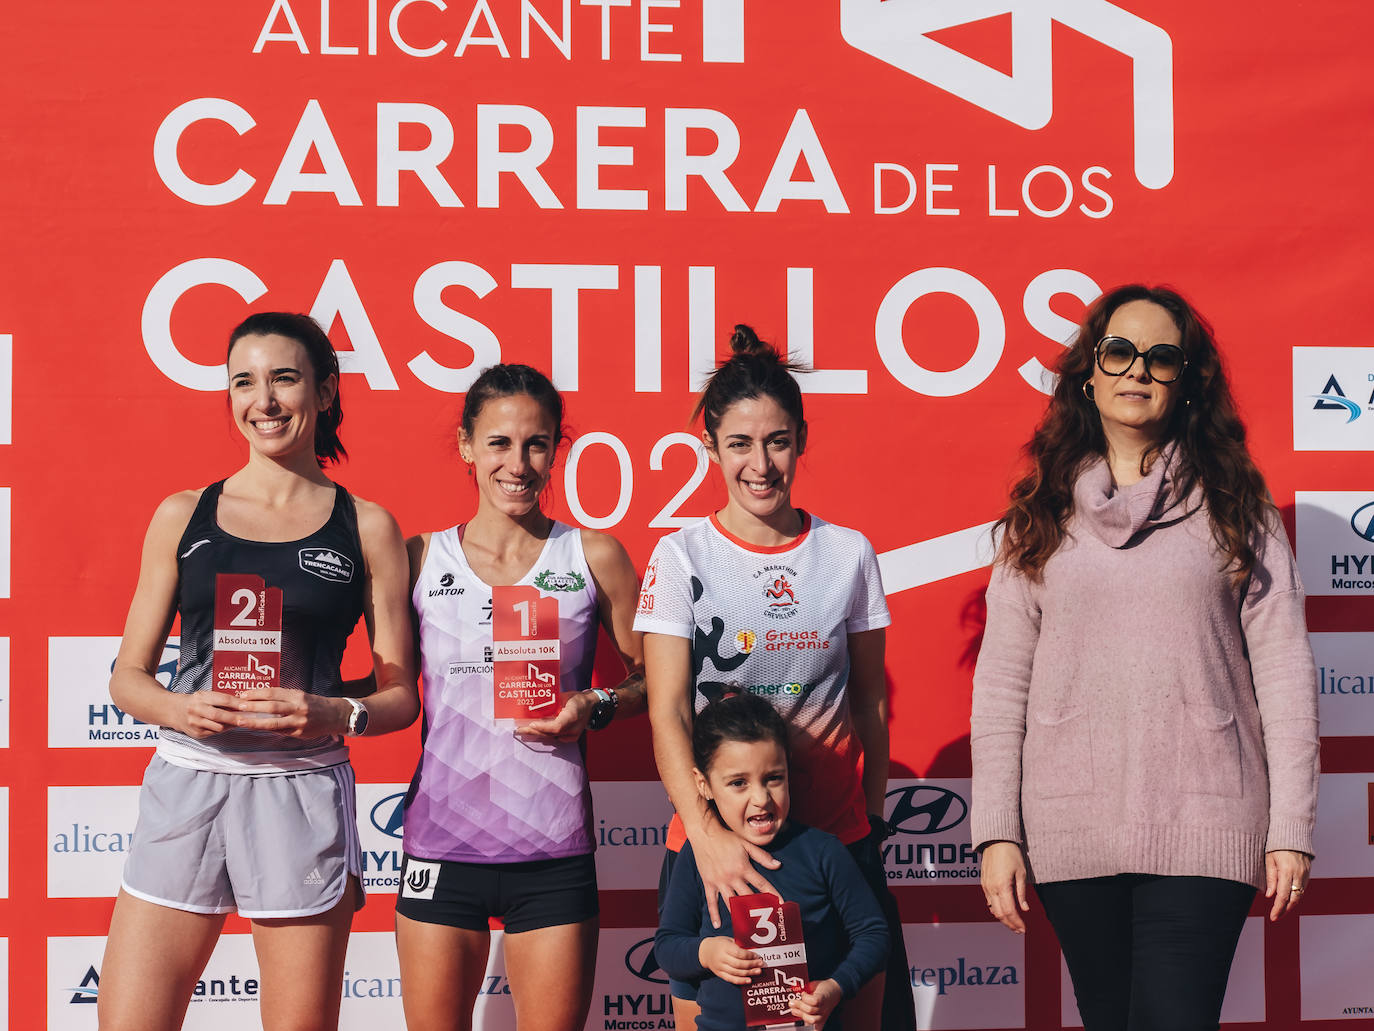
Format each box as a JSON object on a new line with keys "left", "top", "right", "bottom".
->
{"left": 995, "top": 284, "right": 1273, "bottom": 582}
{"left": 228, "top": 312, "right": 345, "bottom": 466}
{"left": 692, "top": 692, "right": 791, "bottom": 773}
{"left": 693, "top": 325, "right": 808, "bottom": 441}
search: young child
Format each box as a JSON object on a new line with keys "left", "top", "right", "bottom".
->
{"left": 654, "top": 693, "right": 890, "bottom": 1031}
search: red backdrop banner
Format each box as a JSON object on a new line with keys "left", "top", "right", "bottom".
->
{"left": 2, "top": 2, "right": 1371, "bottom": 1027}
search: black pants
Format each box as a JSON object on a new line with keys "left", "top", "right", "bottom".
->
{"left": 848, "top": 821, "right": 917, "bottom": 1031}
{"left": 1036, "top": 874, "right": 1255, "bottom": 1031}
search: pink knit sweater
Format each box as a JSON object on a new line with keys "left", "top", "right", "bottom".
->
{"left": 970, "top": 453, "right": 1320, "bottom": 889}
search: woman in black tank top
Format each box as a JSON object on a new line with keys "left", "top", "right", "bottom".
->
{"left": 98, "top": 313, "right": 419, "bottom": 1031}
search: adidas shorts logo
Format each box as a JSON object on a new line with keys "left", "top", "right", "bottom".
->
{"left": 304, "top": 868, "right": 325, "bottom": 886}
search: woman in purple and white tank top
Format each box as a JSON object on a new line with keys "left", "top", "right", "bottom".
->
{"left": 397, "top": 364, "right": 646, "bottom": 1031}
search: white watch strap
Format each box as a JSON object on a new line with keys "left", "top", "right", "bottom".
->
{"left": 344, "top": 697, "right": 367, "bottom": 736}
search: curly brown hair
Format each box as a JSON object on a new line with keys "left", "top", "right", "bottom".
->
{"left": 995, "top": 284, "right": 1273, "bottom": 581}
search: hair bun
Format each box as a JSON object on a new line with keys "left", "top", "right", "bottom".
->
{"left": 693, "top": 321, "right": 808, "bottom": 434}
{"left": 729, "top": 324, "right": 770, "bottom": 358}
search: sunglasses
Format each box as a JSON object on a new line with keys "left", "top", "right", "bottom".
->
{"left": 1094, "top": 336, "right": 1188, "bottom": 384}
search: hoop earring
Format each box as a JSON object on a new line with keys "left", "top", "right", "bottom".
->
{"left": 1082, "top": 380, "right": 1095, "bottom": 402}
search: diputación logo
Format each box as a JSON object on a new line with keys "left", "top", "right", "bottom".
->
{"left": 1311, "top": 374, "right": 1366, "bottom": 423}
{"left": 66, "top": 966, "right": 99, "bottom": 1005}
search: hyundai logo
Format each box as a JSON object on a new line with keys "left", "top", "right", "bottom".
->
{"left": 369, "top": 792, "right": 407, "bottom": 838}
{"left": 624, "top": 937, "right": 668, "bottom": 984}
{"left": 884, "top": 785, "right": 969, "bottom": 835}
{"left": 1352, "top": 502, "right": 1374, "bottom": 543}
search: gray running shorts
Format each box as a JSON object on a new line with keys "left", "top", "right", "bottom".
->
{"left": 122, "top": 755, "right": 364, "bottom": 919}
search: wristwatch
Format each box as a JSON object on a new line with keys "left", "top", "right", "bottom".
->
{"left": 586, "top": 687, "right": 619, "bottom": 731}
{"left": 344, "top": 697, "right": 370, "bottom": 737}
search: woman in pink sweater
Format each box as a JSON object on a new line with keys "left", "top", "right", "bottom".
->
{"left": 970, "top": 285, "right": 1319, "bottom": 1031}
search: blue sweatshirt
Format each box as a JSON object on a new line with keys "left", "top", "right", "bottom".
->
{"left": 654, "top": 822, "right": 889, "bottom": 1031}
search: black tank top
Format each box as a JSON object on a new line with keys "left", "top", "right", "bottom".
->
{"left": 160, "top": 480, "right": 366, "bottom": 763}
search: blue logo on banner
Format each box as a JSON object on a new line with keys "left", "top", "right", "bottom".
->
{"left": 67, "top": 967, "right": 100, "bottom": 1005}
{"left": 1313, "top": 375, "right": 1364, "bottom": 423}
{"left": 885, "top": 785, "right": 969, "bottom": 835}
{"left": 1351, "top": 502, "right": 1374, "bottom": 543}
{"left": 624, "top": 937, "right": 668, "bottom": 984}
{"left": 369, "top": 792, "right": 407, "bottom": 838}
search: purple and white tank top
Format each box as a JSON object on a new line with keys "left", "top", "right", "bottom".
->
{"left": 404, "top": 521, "right": 600, "bottom": 862}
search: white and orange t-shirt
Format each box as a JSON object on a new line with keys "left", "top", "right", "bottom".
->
{"left": 634, "top": 512, "right": 891, "bottom": 847}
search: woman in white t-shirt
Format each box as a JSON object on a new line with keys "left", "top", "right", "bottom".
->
{"left": 636, "top": 325, "right": 914, "bottom": 1031}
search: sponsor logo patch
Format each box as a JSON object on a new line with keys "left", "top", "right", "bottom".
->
{"left": 754, "top": 564, "right": 800, "bottom": 619}
{"left": 401, "top": 858, "right": 440, "bottom": 900}
{"left": 299, "top": 548, "right": 354, "bottom": 583}
{"left": 534, "top": 569, "right": 586, "bottom": 592}
{"left": 427, "top": 571, "right": 464, "bottom": 597}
